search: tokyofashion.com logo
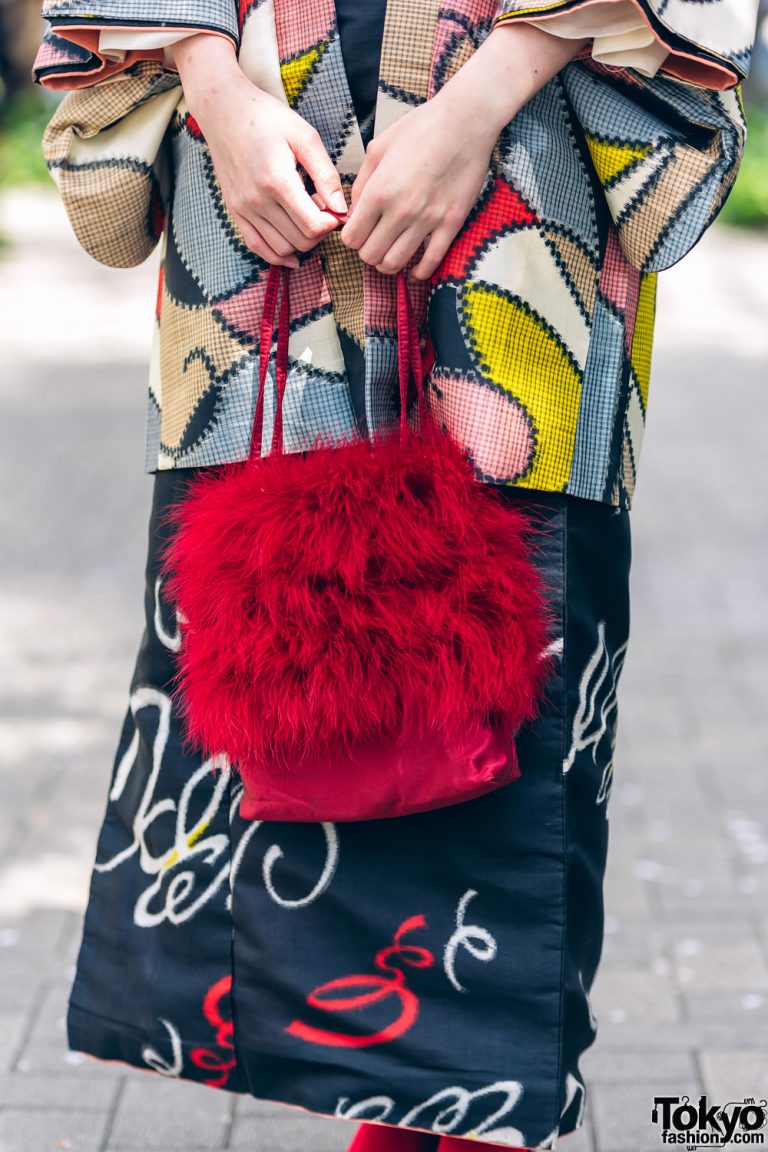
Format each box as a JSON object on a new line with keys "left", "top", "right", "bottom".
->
{"left": 652, "top": 1095, "right": 767, "bottom": 1147}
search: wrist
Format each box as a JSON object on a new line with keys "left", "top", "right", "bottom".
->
{"left": 428, "top": 82, "right": 505, "bottom": 152}
{"left": 486, "top": 22, "right": 591, "bottom": 123}
{"left": 172, "top": 32, "right": 243, "bottom": 117}
{"left": 435, "top": 22, "right": 590, "bottom": 136}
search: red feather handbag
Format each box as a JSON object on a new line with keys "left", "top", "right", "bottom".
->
{"left": 160, "top": 260, "right": 554, "bottom": 822}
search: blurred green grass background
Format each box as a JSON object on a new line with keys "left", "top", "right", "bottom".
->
{"left": 0, "top": 88, "right": 54, "bottom": 190}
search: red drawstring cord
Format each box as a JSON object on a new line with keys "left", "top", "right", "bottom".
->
{"left": 249, "top": 261, "right": 292, "bottom": 461}
{"left": 249, "top": 262, "right": 435, "bottom": 462}
{"left": 396, "top": 267, "right": 436, "bottom": 447}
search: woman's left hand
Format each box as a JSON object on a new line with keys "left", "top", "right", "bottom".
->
{"left": 337, "top": 21, "right": 590, "bottom": 280}
{"left": 338, "top": 94, "right": 498, "bottom": 281}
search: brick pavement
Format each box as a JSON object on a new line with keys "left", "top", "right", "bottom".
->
{"left": 1, "top": 189, "right": 767, "bottom": 1152}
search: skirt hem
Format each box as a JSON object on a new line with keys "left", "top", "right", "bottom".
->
{"left": 67, "top": 1000, "right": 586, "bottom": 1149}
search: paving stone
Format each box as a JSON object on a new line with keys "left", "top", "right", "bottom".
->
{"left": 229, "top": 1112, "right": 357, "bottom": 1151}
{"left": 32, "top": 977, "right": 73, "bottom": 1024}
{"left": 107, "top": 1077, "right": 233, "bottom": 1149}
{"left": 657, "top": 887, "right": 768, "bottom": 920}
{"left": 672, "top": 937, "right": 768, "bottom": 993}
{"left": 0, "top": 848, "right": 100, "bottom": 921}
{"left": 640, "top": 834, "right": 735, "bottom": 878}
{"left": 758, "top": 917, "right": 768, "bottom": 958}
{"left": 591, "top": 1080, "right": 700, "bottom": 1152}
{"left": 0, "top": 966, "right": 43, "bottom": 1012}
{"left": 590, "top": 969, "right": 680, "bottom": 1026}
{"left": 581, "top": 1047, "right": 697, "bottom": 1084}
{"left": 14, "top": 1039, "right": 124, "bottom": 1078}
{"left": 661, "top": 919, "right": 765, "bottom": 942}
{"left": 23, "top": 981, "right": 73, "bottom": 1046}
{"left": 0, "top": 1070, "right": 120, "bottom": 1110}
{"left": 0, "top": 1108, "right": 108, "bottom": 1152}
{"left": 602, "top": 850, "right": 656, "bottom": 920}
{"left": 699, "top": 1049, "right": 768, "bottom": 1103}
{"left": 0, "top": 910, "right": 72, "bottom": 958}
{"left": 598, "top": 923, "right": 660, "bottom": 969}
{"left": 595, "top": 1020, "right": 768, "bottom": 1050}
{"left": 0, "top": 1013, "right": 28, "bottom": 1073}
{"left": 680, "top": 990, "right": 768, "bottom": 1023}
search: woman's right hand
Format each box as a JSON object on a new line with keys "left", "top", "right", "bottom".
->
{"left": 171, "top": 33, "right": 348, "bottom": 267}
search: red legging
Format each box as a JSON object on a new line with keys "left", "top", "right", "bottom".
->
{"left": 346, "top": 1121, "right": 527, "bottom": 1152}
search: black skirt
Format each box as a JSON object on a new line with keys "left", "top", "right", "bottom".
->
{"left": 66, "top": 470, "right": 631, "bottom": 1150}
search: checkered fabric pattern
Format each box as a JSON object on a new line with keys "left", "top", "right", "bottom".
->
{"left": 41, "top": 65, "right": 181, "bottom": 267}
{"left": 42, "top": 0, "right": 239, "bottom": 44}
{"left": 33, "top": 0, "right": 754, "bottom": 508}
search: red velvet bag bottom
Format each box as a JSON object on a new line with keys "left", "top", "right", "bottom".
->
{"left": 238, "top": 722, "right": 520, "bottom": 822}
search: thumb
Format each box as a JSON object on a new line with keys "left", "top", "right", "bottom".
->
{"left": 294, "top": 127, "right": 348, "bottom": 216}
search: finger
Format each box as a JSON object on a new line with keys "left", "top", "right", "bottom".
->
{"left": 339, "top": 178, "right": 387, "bottom": 250}
{"left": 261, "top": 200, "right": 337, "bottom": 253}
{"left": 340, "top": 205, "right": 384, "bottom": 252}
{"left": 277, "top": 162, "right": 345, "bottom": 242}
{"left": 251, "top": 215, "right": 301, "bottom": 261}
{"left": 294, "top": 127, "right": 348, "bottom": 217}
{"left": 233, "top": 211, "right": 299, "bottom": 268}
{"left": 409, "top": 227, "right": 455, "bottom": 281}
{"left": 339, "top": 148, "right": 386, "bottom": 245}
{"left": 309, "top": 189, "right": 348, "bottom": 223}
{"left": 261, "top": 205, "right": 317, "bottom": 254}
{"left": 373, "top": 225, "right": 428, "bottom": 276}
{"left": 356, "top": 213, "right": 413, "bottom": 268}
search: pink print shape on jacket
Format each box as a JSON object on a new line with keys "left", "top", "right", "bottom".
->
{"left": 428, "top": 368, "right": 536, "bottom": 483}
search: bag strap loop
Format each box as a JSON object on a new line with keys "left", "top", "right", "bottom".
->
{"left": 249, "top": 259, "right": 435, "bottom": 463}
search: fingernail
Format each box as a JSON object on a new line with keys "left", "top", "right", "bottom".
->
{"left": 329, "top": 190, "right": 348, "bottom": 213}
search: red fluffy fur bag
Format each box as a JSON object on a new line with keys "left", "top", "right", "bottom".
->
{"left": 160, "top": 263, "right": 554, "bottom": 822}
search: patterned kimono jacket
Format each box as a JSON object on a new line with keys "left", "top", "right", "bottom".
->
{"left": 33, "top": 0, "right": 755, "bottom": 510}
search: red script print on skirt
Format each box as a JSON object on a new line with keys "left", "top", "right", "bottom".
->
{"left": 190, "top": 976, "right": 237, "bottom": 1088}
{"left": 286, "top": 916, "right": 435, "bottom": 1048}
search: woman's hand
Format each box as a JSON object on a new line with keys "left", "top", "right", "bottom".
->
{"left": 171, "top": 34, "right": 348, "bottom": 267}
{"left": 338, "top": 97, "right": 498, "bottom": 281}
{"left": 339, "top": 22, "right": 589, "bottom": 279}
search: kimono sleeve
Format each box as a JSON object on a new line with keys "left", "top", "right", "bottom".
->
{"left": 38, "top": 63, "right": 183, "bottom": 267}
{"left": 492, "top": 0, "right": 757, "bottom": 88}
{"left": 32, "top": 0, "right": 239, "bottom": 89}
{"left": 492, "top": 0, "right": 756, "bottom": 271}
{"left": 509, "top": 0, "right": 672, "bottom": 79}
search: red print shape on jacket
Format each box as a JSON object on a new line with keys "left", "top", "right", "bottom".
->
{"left": 286, "top": 915, "right": 435, "bottom": 1048}
{"left": 433, "top": 175, "right": 538, "bottom": 285}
